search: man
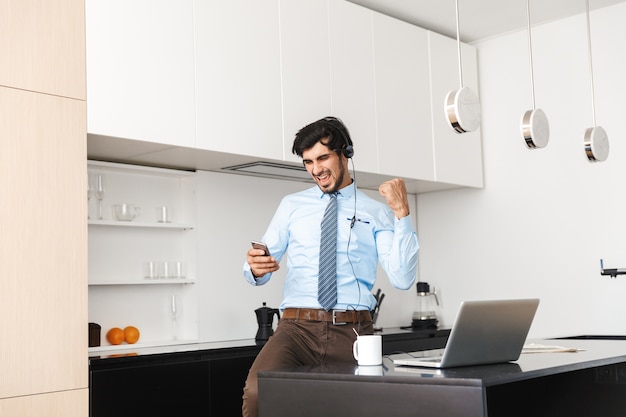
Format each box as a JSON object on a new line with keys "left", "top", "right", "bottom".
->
{"left": 241, "top": 116, "right": 419, "bottom": 417}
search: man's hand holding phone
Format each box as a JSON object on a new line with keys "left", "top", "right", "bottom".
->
{"left": 248, "top": 241, "right": 280, "bottom": 278}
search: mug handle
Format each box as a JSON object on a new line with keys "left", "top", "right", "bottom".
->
{"left": 352, "top": 339, "right": 359, "bottom": 361}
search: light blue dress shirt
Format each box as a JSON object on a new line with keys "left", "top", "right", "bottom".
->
{"left": 243, "top": 182, "right": 419, "bottom": 311}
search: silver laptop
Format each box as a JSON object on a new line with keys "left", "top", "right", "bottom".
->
{"left": 392, "top": 298, "right": 539, "bottom": 369}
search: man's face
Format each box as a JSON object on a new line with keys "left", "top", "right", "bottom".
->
{"left": 302, "top": 141, "right": 350, "bottom": 194}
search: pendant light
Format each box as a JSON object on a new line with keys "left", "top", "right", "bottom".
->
{"left": 582, "top": 0, "right": 609, "bottom": 162}
{"left": 445, "top": 0, "right": 481, "bottom": 133}
{"left": 520, "top": 0, "right": 549, "bottom": 149}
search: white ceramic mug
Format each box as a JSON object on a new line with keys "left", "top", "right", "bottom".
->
{"left": 352, "top": 334, "right": 382, "bottom": 366}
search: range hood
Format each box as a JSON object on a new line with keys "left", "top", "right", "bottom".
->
{"left": 222, "top": 161, "right": 313, "bottom": 183}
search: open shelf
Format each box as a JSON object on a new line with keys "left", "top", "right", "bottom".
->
{"left": 88, "top": 219, "right": 195, "bottom": 229}
{"left": 89, "top": 278, "right": 195, "bottom": 286}
{"left": 88, "top": 160, "right": 198, "bottom": 343}
{"left": 89, "top": 338, "right": 199, "bottom": 354}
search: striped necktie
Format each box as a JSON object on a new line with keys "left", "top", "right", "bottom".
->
{"left": 318, "top": 193, "right": 338, "bottom": 311}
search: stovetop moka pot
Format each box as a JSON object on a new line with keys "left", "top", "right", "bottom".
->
{"left": 255, "top": 302, "right": 280, "bottom": 342}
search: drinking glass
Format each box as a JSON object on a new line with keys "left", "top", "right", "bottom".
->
{"left": 170, "top": 294, "right": 179, "bottom": 340}
{"left": 144, "top": 261, "right": 157, "bottom": 279}
{"left": 168, "top": 261, "right": 184, "bottom": 279}
{"left": 157, "top": 206, "right": 172, "bottom": 223}
{"left": 87, "top": 173, "right": 95, "bottom": 219}
{"left": 94, "top": 173, "right": 106, "bottom": 220}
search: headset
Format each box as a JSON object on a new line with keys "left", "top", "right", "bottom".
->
{"left": 322, "top": 116, "right": 355, "bottom": 159}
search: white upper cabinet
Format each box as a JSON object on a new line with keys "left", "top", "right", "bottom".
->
{"left": 373, "top": 13, "right": 434, "bottom": 181}
{"left": 84, "top": 0, "right": 483, "bottom": 190}
{"left": 279, "top": 0, "right": 333, "bottom": 163}
{"left": 85, "top": 0, "right": 196, "bottom": 146}
{"left": 428, "top": 31, "right": 484, "bottom": 188}
{"left": 328, "top": 0, "right": 378, "bottom": 174}
{"left": 194, "top": 0, "right": 283, "bottom": 160}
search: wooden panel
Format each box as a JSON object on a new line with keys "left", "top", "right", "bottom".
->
{"left": 0, "top": 87, "right": 87, "bottom": 398}
{"left": 0, "top": 0, "right": 85, "bottom": 99}
{"left": 0, "top": 389, "right": 87, "bottom": 417}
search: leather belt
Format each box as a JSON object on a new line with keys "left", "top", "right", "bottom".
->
{"left": 282, "top": 308, "right": 371, "bottom": 325}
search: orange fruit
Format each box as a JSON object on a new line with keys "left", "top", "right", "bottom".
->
{"left": 124, "top": 326, "right": 140, "bottom": 344}
{"left": 106, "top": 327, "right": 125, "bottom": 345}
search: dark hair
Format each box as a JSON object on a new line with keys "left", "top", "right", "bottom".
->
{"left": 291, "top": 116, "right": 353, "bottom": 158}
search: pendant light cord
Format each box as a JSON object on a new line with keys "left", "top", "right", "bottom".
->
{"left": 586, "top": 0, "right": 597, "bottom": 127}
{"left": 526, "top": 0, "right": 537, "bottom": 110}
{"left": 454, "top": 0, "right": 464, "bottom": 88}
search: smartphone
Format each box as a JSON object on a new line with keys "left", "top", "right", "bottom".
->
{"left": 251, "top": 240, "right": 270, "bottom": 256}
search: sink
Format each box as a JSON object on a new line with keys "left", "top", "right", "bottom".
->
{"left": 554, "top": 335, "right": 626, "bottom": 340}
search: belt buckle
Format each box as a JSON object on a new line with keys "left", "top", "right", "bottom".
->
{"left": 332, "top": 309, "right": 347, "bottom": 325}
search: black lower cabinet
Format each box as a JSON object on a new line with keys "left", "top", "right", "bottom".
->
{"left": 90, "top": 359, "right": 210, "bottom": 417}
{"left": 90, "top": 348, "right": 260, "bottom": 417}
{"left": 208, "top": 355, "right": 256, "bottom": 416}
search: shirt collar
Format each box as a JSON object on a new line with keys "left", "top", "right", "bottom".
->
{"left": 317, "top": 181, "right": 355, "bottom": 200}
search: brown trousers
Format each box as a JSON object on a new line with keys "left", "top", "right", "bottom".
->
{"left": 242, "top": 317, "right": 373, "bottom": 417}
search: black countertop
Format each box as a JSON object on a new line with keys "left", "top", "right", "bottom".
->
{"left": 256, "top": 339, "right": 626, "bottom": 417}
{"left": 89, "top": 327, "right": 450, "bottom": 366}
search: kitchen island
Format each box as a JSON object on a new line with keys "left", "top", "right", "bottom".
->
{"left": 258, "top": 338, "right": 626, "bottom": 417}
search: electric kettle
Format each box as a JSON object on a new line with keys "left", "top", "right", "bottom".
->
{"left": 255, "top": 302, "right": 280, "bottom": 343}
{"left": 411, "top": 282, "right": 439, "bottom": 329}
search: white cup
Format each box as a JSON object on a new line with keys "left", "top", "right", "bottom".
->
{"left": 352, "top": 335, "right": 382, "bottom": 366}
